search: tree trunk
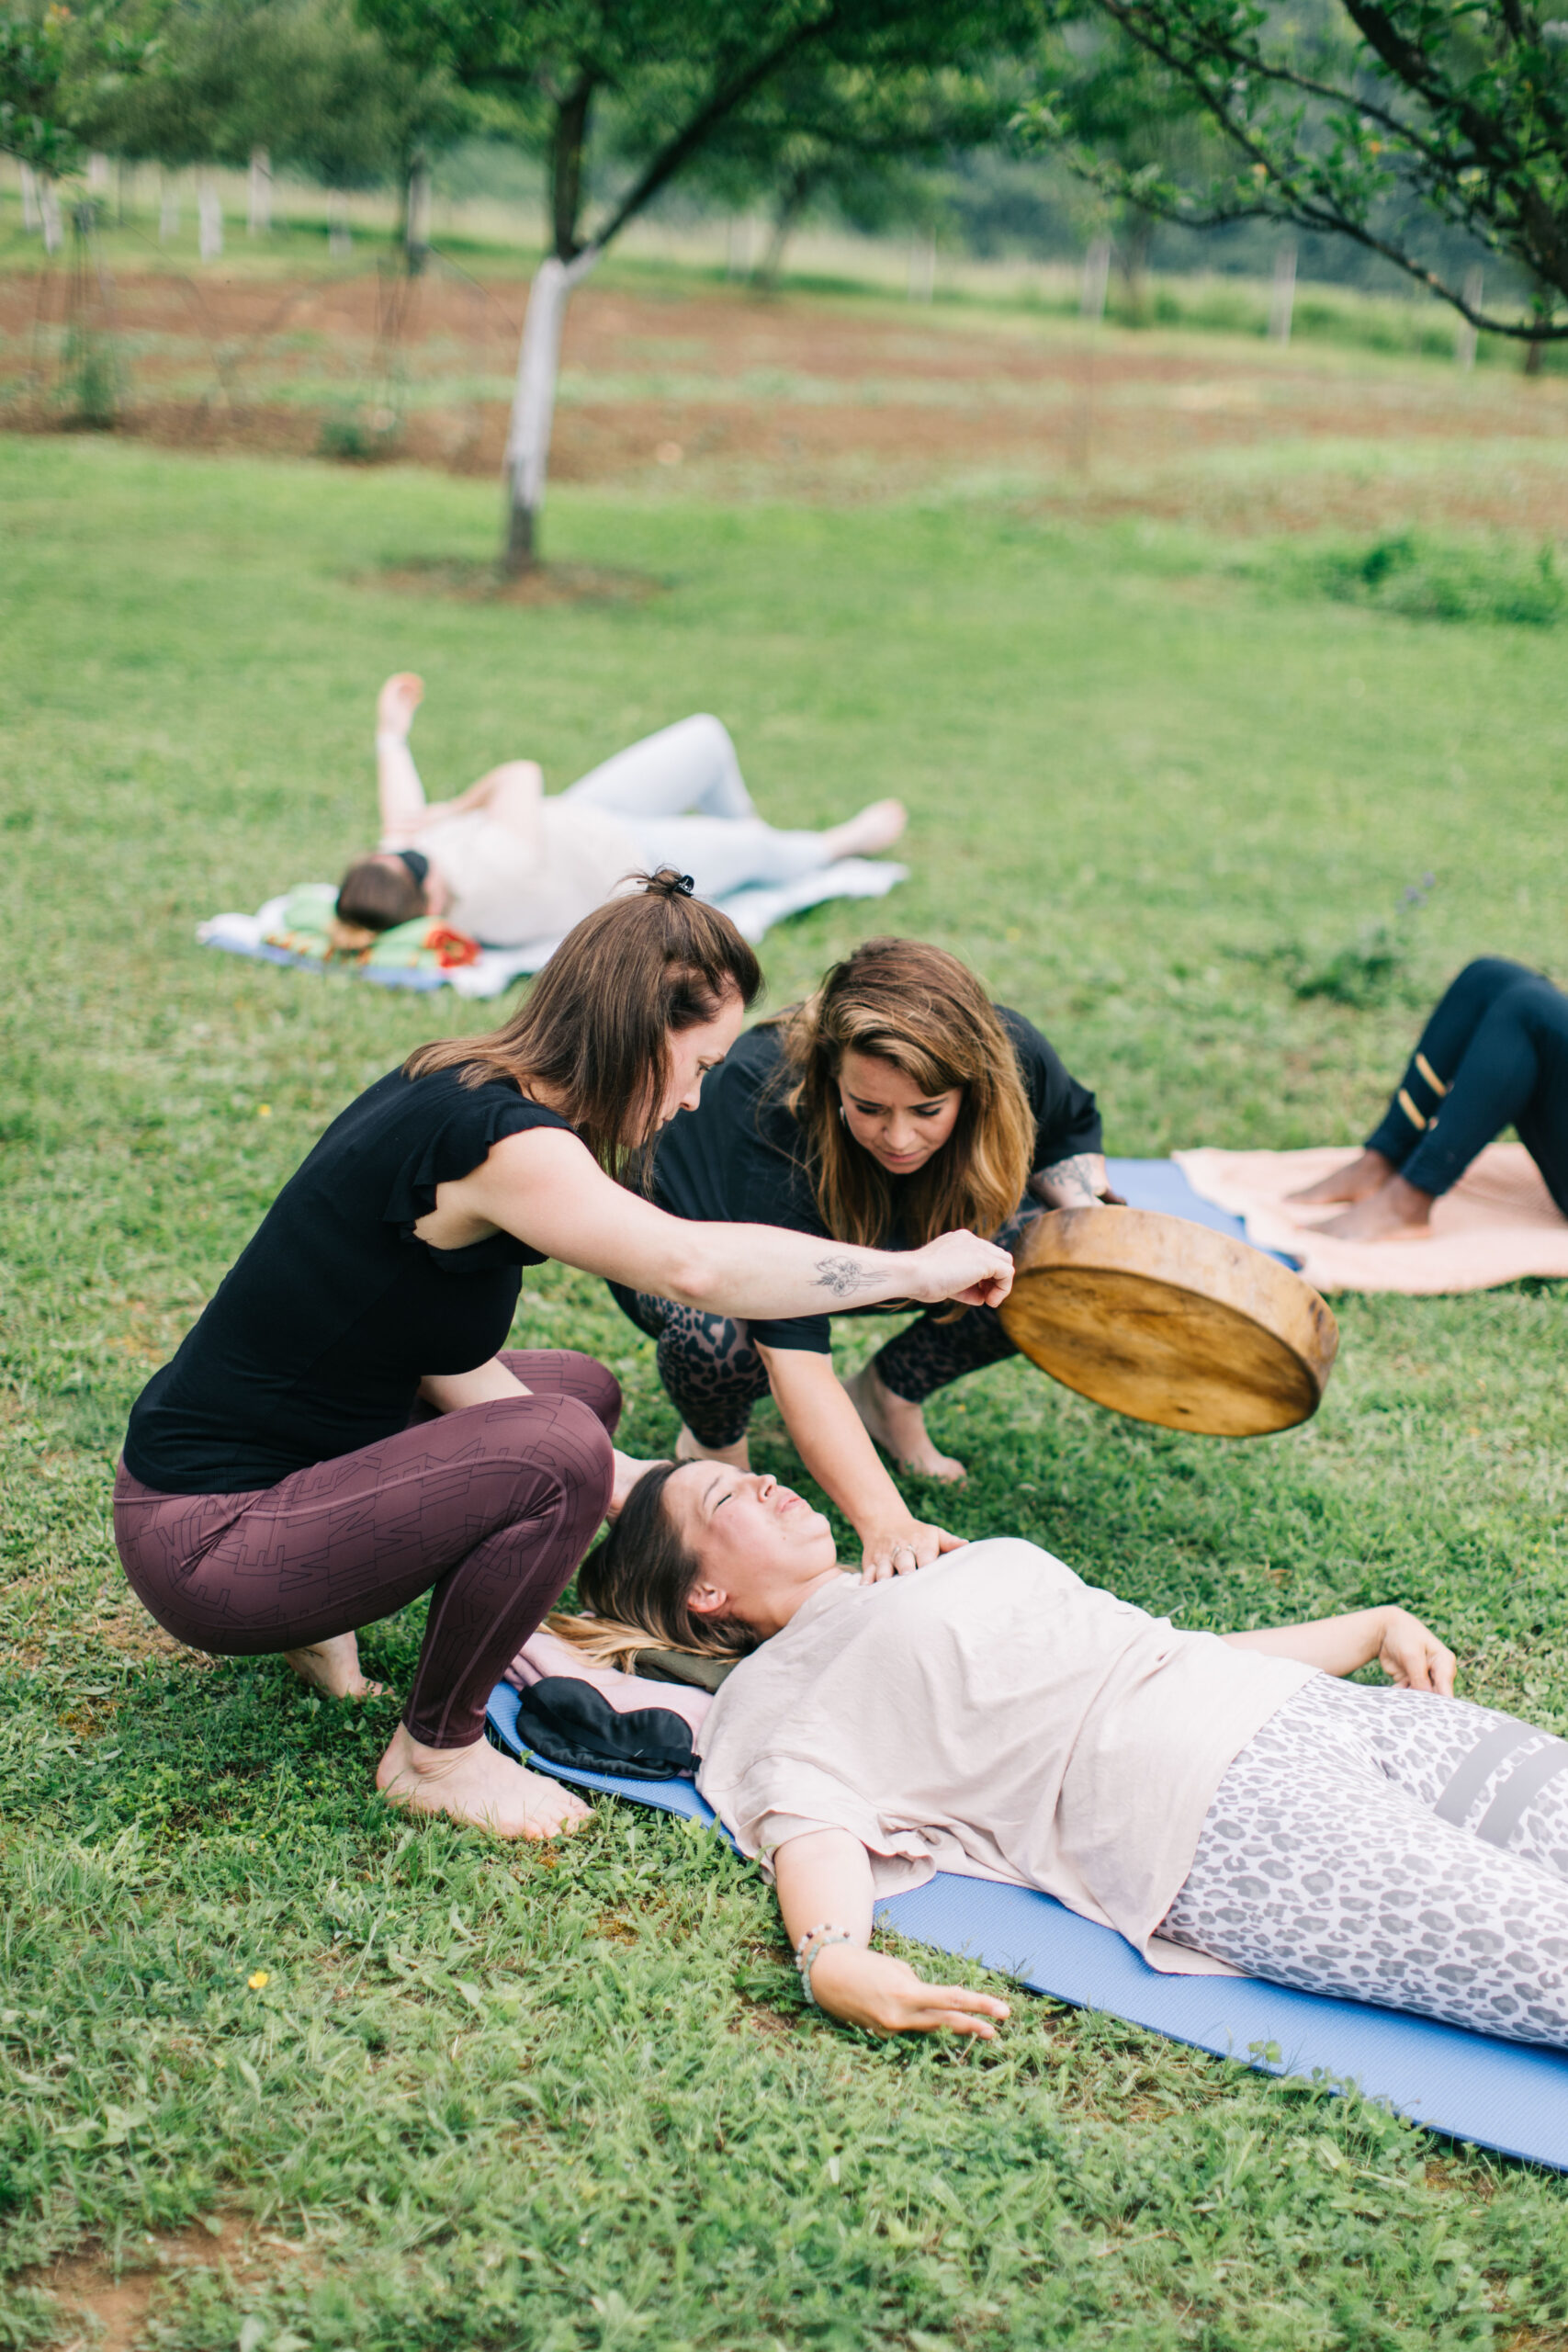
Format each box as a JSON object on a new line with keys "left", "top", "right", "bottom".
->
{"left": 20, "top": 163, "right": 40, "bottom": 233}
{"left": 40, "top": 176, "right": 62, "bottom": 254}
{"left": 1268, "top": 241, "right": 1297, "bottom": 345}
{"left": 501, "top": 245, "right": 600, "bottom": 573}
{"left": 1079, "top": 233, "right": 1111, "bottom": 322}
{"left": 159, "top": 168, "right": 181, "bottom": 243}
{"left": 750, "top": 169, "right": 815, "bottom": 297}
{"left": 1116, "top": 208, "right": 1154, "bottom": 322}
{"left": 248, "top": 147, "right": 272, "bottom": 237}
{"left": 197, "top": 170, "right": 223, "bottom": 260}
{"left": 401, "top": 155, "right": 431, "bottom": 274}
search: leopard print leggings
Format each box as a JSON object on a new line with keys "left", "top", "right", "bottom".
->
{"left": 1160, "top": 1674, "right": 1568, "bottom": 2047}
{"left": 608, "top": 1206, "right": 1038, "bottom": 1450}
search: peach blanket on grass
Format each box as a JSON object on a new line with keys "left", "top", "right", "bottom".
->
{"left": 1175, "top": 1143, "right": 1568, "bottom": 1295}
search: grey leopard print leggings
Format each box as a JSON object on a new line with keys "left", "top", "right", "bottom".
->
{"left": 608, "top": 1206, "right": 1037, "bottom": 1450}
{"left": 1161, "top": 1674, "right": 1568, "bottom": 2047}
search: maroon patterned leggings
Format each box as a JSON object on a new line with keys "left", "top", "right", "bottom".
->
{"left": 112, "top": 1350, "right": 618, "bottom": 1750}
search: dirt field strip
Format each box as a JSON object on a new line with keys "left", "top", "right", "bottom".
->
{"left": 6, "top": 270, "right": 1568, "bottom": 528}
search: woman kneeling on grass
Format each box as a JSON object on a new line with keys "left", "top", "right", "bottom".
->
{"left": 613, "top": 936, "right": 1112, "bottom": 1578}
{"left": 566, "top": 1464, "right": 1568, "bottom": 2049}
{"left": 113, "top": 876, "right": 1012, "bottom": 1843}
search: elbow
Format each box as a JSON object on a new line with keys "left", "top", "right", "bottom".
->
{"left": 662, "top": 1238, "right": 720, "bottom": 1311}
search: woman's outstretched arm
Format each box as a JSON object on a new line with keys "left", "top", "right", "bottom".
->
{"left": 757, "top": 1344, "right": 965, "bottom": 1582}
{"left": 773, "top": 1829, "right": 1010, "bottom": 2039}
{"left": 441, "top": 1127, "right": 1015, "bottom": 1325}
{"left": 1223, "top": 1604, "right": 1456, "bottom": 1694}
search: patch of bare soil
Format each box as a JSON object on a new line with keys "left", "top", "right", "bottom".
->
{"left": 367, "top": 555, "right": 665, "bottom": 606}
{"left": 20, "top": 2216, "right": 315, "bottom": 2351}
{"left": 6, "top": 266, "right": 1568, "bottom": 530}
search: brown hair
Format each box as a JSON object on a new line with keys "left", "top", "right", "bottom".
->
{"left": 549, "top": 1463, "right": 758, "bottom": 1668}
{"left": 336, "top": 855, "right": 426, "bottom": 934}
{"left": 775, "top": 937, "right": 1034, "bottom": 1250}
{"left": 403, "top": 871, "right": 762, "bottom": 1174}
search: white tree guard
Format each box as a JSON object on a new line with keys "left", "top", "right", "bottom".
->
{"left": 198, "top": 172, "right": 223, "bottom": 260}
{"left": 504, "top": 247, "right": 602, "bottom": 543}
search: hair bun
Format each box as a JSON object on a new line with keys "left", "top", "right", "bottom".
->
{"left": 645, "top": 868, "right": 696, "bottom": 899}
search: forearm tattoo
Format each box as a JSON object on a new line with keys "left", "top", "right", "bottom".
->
{"left": 1032, "top": 1153, "right": 1104, "bottom": 1207}
{"left": 814, "top": 1254, "right": 869, "bottom": 1297}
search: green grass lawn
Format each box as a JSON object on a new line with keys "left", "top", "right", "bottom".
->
{"left": 4, "top": 433, "right": 1568, "bottom": 2348}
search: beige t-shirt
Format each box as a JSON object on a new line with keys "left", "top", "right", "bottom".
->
{"left": 695, "top": 1538, "right": 1315, "bottom": 1975}
{"left": 411, "top": 801, "right": 640, "bottom": 947}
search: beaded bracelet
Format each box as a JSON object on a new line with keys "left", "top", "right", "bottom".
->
{"left": 794, "top": 1922, "right": 855, "bottom": 2007}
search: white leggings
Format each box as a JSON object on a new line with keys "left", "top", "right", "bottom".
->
{"left": 561, "top": 715, "right": 849, "bottom": 899}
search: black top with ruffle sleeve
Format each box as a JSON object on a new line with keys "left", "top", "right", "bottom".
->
{"left": 123, "top": 1066, "right": 575, "bottom": 1494}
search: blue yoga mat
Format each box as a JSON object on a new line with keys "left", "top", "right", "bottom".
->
{"left": 1107, "top": 1156, "right": 1300, "bottom": 1268}
{"left": 487, "top": 1679, "right": 1568, "bottom": 2171}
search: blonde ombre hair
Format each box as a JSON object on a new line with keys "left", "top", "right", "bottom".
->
{"left": 774, "top": 938, "right": 1034, "bottom": 1250}
{"left": 547, "top": 1464, "right": 757, "bottom": 1668}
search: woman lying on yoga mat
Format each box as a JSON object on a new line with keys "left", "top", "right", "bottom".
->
{"left": 114, "top": 876, "right": 1012, "bottom": 1842}
{"left": 1289, "top": 957, "right": 1568, "bottom": 1242}
{"left": 611, "top": 937, "right": 1113, "bottom": 1577}
{"left": 332, "top": 674, "right": 908, "bottom": 951}
{"left": 569, "top": 1463, "right": 1568, "bottom": 2051}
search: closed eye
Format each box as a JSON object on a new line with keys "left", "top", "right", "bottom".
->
{"left": 851, "top": 1099, "right": 947, "bottom": 1117}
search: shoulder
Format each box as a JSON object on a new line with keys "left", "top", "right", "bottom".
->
{"left": 727, "top": 1022, "right": 790, "bottom": 1093}
{"left": 993, "top": 1004, "right": 1051, "bottom": 1066}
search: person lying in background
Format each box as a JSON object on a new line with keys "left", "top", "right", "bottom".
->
{"left": 1289, "top": 957, "right": 1568, "bottom": 1241}
{"left": 611, "top": 935, "right": 1115, "bottom": 1578}
{"left": 331, "top": 673, "right": 908, "bottom": 951}
{"left": 562, "top": 1461, "right": 1568, "bottom": 2052}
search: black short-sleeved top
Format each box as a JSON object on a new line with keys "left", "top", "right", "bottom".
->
{"left": 649, "top": 1008, "right": 1101, "bottom": 1354}
{"left": 123, "top": 1066, "right": 576, "bottom": 1495}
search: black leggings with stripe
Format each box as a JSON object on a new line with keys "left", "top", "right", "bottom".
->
{"left": 1367, "top": 957, "right": 1568, "bottom": 1209}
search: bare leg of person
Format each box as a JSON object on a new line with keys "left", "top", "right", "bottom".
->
{"left": 845, "top": 1361, "right": 965, "bottom": 1483}
{"left": 818, "top": 800, "right": 908, "bottom": 862}
{"left": 1287, "top": 1147, "right": 1396, "bottom": 1206}
{"left": 376, "top": 1725, "right": 592, "bottom": 1840}
{"left": 675, "top": 1425, "right": 750, "bottom": 1471}
{"left": 284, "top": 1629, "right": 387, "bottom": 1700}
{"left": 1317, "top": 1172, "right": 1435, "bottom": 1241}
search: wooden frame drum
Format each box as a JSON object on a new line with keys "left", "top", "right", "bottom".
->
{"left": 998, "top": 1206, "right": 1339, "bottom": 1437}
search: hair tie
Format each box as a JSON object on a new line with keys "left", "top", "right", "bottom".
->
{"left": 672, "top": 873, "right": 695, "bottom": 898}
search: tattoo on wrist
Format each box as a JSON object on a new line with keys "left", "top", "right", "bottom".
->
{"left": 814, "top": 1254, "right": 868, "bottom": 1297}
{"left": 1033, "top": 1153, "right": 1101, "bottom": 1205}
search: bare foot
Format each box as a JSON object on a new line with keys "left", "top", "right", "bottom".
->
{"left": 1317, "top": 1174, "right": 1435, "bottom": 1242}
{"left": 823, "top": 799, "right": 908, "bottom": 862}
{"left": 376, "top": 1724, "right": 592, "bottom": 1840}
{"left": 1286, "top": 1148, "right": 1395, "bottom": 1208}
{"left": 285, "top": 1631, "right": 388, "bottom": 1700}
{"left": 675, "top": 1424, "right": 750, "bottom": 1471}
{"left": 846, "top": 1363, "right": 966, "bottom": 1482}
{"left": 377, "top": 672, "right": 424, "bottom": 738}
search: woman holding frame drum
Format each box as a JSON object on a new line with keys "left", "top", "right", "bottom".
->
{"left": 113, "top": 878, "right": 1012, "bottom": 1843}
{"left": 612, "top": 936, "right": 1112, "bottom": 1581}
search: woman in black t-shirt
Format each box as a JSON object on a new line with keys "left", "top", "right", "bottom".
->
{"left": 115, "top": 878, "right": 1015, "bottom": 1845}
{"left": 614, "top": 936, "right": 1113, "bottom": 1580}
